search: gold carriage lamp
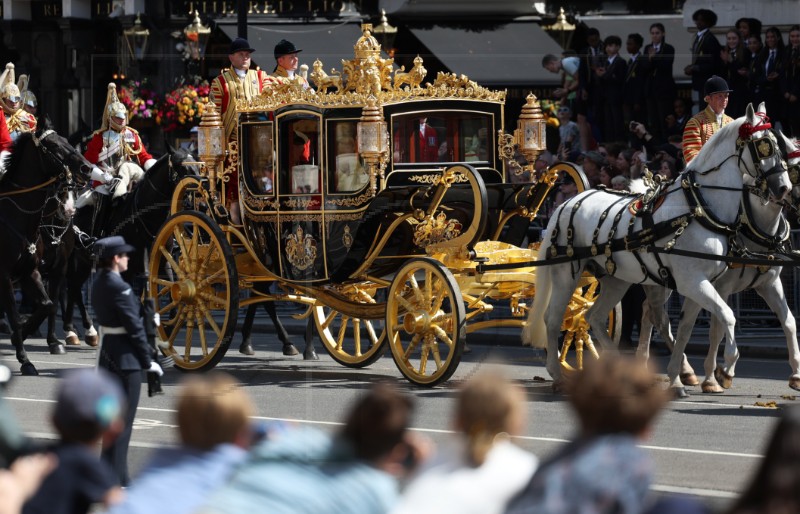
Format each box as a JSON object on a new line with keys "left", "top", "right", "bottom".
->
{"left": 198, "top": 101, "right": 224, "bottom": 201}
{"left": 123, "top": 14, "right": 150, "bottom": 61}
{"left": 357, "top": 95, "right": 389, "bottom": 195}
{"left": 516, "top": 94, "right": 547, "bottom": 162}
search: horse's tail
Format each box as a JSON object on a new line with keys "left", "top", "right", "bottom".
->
{"left": 522, "top": 235, "right": 553, "bottom": 349}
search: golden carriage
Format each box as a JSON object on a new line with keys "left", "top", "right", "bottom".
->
{"left": 148, "top": 25, "right": 619, "bottom": 386}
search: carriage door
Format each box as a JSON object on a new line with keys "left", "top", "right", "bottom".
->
{"left": 276, "top": 111, "right": 327, "bottom": 282}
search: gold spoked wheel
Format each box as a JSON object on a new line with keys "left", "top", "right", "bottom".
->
{"left": 148, "top": 211, "right": 239, "bottom": 371}
{"left": 559, "top": 278, "right": 622, "bottom": 372}
{"left": 313, "top": 284, "right": 387, "bottom": 368}
{"left": 387, "top": 258, "right": 466, "bottom": 387}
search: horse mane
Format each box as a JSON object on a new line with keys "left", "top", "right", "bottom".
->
{"left": 4, "top": 132, "right": 34, "bottom": 181}
{"left": 685, "top": 116, "right": 747, "bottom": 172}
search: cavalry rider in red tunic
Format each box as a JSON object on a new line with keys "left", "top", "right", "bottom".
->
{"left": 210, "top": 37, "right": 276, "bottom": 224}
{"left": 0, "top": 63, "right": 36, "bottom": 141}
{"left": 78, "top": 83, "right": 156, "bottom": 210}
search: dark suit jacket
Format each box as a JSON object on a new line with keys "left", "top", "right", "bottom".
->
{"left": 623, "top": 54, "right": 647, "bottom": 107}
{"left": 92, "top": 269, "right": 152, "bottom": 372}
{"left": 689, "top": 30, "right": 722, "bottom": 91}
{"left": 597, "top": 55, "right": 627, "bottom": 104}
{"left": 641, "top": 42, "right": 676, "bottom": 96}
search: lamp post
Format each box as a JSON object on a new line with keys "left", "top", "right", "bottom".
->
{"left": 371, "top": 9, "right": 397, "bottom": 58}
{"left": 123, "top": 13, "right": 150, "bottom": 61}
{"left": 184, "top": 11, "right": 211, "bottom": 61}
{"left": 357, "top": 95, "right": 388, "bottom": 195}
{"left": 198, "top": 102, "right": 225, "bottom": 203}
{"left": 543, "top": 7, "right": 576, "bottom": 50}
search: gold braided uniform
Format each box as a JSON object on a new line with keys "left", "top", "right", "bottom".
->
{"left": 682, "top": 106, "right": 733, "bottom": 164}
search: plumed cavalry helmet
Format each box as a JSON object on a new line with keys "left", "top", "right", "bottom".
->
{"left": 101, "top": 82, "right": 127, "bottom": 132}
{"left": 17, "top": 74, "right": 36, "bottom": 108}
{"left": 0, "top": 63, "right": 21, "bottom": 113}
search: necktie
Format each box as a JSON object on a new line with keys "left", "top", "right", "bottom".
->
{"left": 767, "top": 50, "right": 776, "bottom": 73}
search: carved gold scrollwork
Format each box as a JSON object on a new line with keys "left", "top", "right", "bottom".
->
{"left": 412, "top": 211, "right": 463, "bottom": 248}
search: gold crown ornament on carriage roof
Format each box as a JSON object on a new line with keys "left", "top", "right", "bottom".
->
{"left": 245, "top": 23, "right": 505, "bottom": 112}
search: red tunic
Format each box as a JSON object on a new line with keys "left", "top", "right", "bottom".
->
{"left": 84, "top": 128, "right": 153, "bottom": 187}
{"left": 0, "top": 111, "right": 13, "bottom": 152}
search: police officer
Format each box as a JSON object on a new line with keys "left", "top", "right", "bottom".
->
{"left": 682, "top": 75, "right": 734, "bottom": 164}
{"left": 92, "top": 235, "right": 162, "bottom": 486}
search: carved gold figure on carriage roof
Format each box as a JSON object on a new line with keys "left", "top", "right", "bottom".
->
{"left": 393, "top": 55, "right": 426, "bottom": 90}
{"left": 285, "top": 225, "right": 317, "bottom": 271}
{"left": 413, "top": 211, "right": 463, "bottom": 248}
{"left": 311, "top": 60, "right": 342, "bottom": 92}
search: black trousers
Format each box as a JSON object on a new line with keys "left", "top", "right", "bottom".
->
{"left": 102, "top": 369, "right": 142, "bottom": 486}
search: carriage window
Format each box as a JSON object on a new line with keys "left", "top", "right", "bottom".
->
{"left": 327, "top": 120, "right": 369, "bottom": 193}
{"left": 245, "top": 123, "right": 274, "bottom": 195}
{"left": 278, "top": 114, "right": 321, "bottom": 195}
{"left": 391, "top": 112, "right": 492, "bottom": 164}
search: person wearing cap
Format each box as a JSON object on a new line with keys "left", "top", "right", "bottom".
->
{"left": 80, "top": 83, "right": 156, "bottom": 215}
{"left": 684, "top": 9, "right": 722, "bottom": 111}
{"left": 21, "top": 368, "right": 124, "bottom": 514}
{"left": 209, "top": 37, "right": 276, "bottom": 225}
{"left": 0, "top": 64, "right": 35, "bottom": 142}
{"left": 91, "top": 236, "right": 163, "bottom": 486}
{"left": 682, "top": 75, "right": 734, "bottom": 164}
{"left": 271, "top": 39, "right": 310, "bottom": 89}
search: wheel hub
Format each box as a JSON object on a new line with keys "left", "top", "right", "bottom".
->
{"left": 403, "top": 311, "right": 431, "bottom": 334}
{"left": 171, "top": 279, "right": 197, "bottom": 303}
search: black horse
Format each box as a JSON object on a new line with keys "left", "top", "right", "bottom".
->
{"left": 63, "top": 146, "right": 198, "bottom": 344}
{"left": 0, "top": 123, "right": 93, "bottom": 375}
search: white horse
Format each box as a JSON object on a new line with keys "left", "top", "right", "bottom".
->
{"left": 523, "top": 104, "right": 792, "bottom": 392}
{"left": 635, "top": 128, "right": 800, "bottom": 393}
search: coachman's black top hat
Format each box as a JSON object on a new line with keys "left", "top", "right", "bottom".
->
{"left": 274, "top": 39, "right": 302, "bottom": 60}
{"left": 704, "top": 75, "right": 732, "bottom": 97}
{"left": 229, "top": 37, "right": 256, "bottom": 54}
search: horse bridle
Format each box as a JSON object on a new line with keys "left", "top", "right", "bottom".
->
{"left": 735, "top": 113, "right": 785, "bottom": 185}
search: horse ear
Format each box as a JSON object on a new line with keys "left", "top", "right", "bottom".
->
{"left": 757, "top": 101, "right": 766, "bottom": 114}
{"left": 745, "top": 103, "right": 755, "bottom": 122}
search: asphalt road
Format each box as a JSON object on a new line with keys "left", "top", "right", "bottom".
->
{"left": 2, "top": 334, "right": 796, "bottom": 512}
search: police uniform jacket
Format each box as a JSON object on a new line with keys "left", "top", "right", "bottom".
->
{"left": 91, "top": 269, "right": 152, "bottom": 372}
{"left": 681, "top": 106, "right": 733, "bottom": 164}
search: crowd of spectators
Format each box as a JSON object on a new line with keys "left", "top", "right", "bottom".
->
{"left": 542, "top": 9, "right": 800, "bottom": 190}
{"left": 3, "top": 357, "right": 800, "bottom": 513}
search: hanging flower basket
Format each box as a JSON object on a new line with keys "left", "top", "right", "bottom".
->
{"left": 156, "top": 81, "right": 210, "bottom": 132}
{"left": 118, "top": 79, "right": 160, "bottom": 123}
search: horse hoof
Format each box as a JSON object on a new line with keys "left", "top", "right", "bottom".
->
{"left": 283, "top": 344, "right": 299, "bottom": 356}
{"left": 304, "top": 348, "right": 319, "bottom": 361}
{"left": 463, "top": 343, "right": 472, "bottom": 354}
{"left": 714, "top": 366, "right": 733, "bottom": 389}
{"left": 790, "top": 376, "right": 800, "bottom": 391}
{"left": 701, "top": 380, "right": 724, "bottom": 394}
{"left": 65, "top": 332, "right": 80, "bottom": 346}
{"left": 49, "top": 344, "right": 66, "bottom": 355}
{"left": 85, "top": 335, "right": 98, "bottom": 347}
{"left": 239, "top": 342, "right": 255, "bottom": 356}
{"left": 680, "top": 372, "right": 700, "bottom": 387}
{"left": 670, "top": 386, "right": 689, "bottom": 400}
{"left": 551, "top": 379, "right": 567, "bottom": 393}
{"left": 20, "top": 362, "right": 38, "bottom": 376}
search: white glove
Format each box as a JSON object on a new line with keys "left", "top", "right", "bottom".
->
{"left": 153, "top": 312, "right": 160, "bottom": 327}
{"left": 147, "top": 361, "right": 164, "bottom": 377}
{"left": 102, "top": 172, "right": 114, "bottom": 184}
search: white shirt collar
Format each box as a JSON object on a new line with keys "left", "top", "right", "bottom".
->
{"left": 234, "top": 68, "right": 246, "bottom": 78}
{"left": 696, "top": 28, "right": 708, "bottom": 38}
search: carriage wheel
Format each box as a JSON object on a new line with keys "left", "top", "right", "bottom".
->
{"left": 558, "top": 279, "right": 622, "bottom": 372}
{"left": 387, "top": 258, "right": 466, "bottom": 387}
{"left": 149, "top": 211, "right": 238, "bottom": 371}
{"left": 313, "top": 284, "right": 387, "bottom": 368}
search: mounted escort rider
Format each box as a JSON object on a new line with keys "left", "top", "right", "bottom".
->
{"left": 0, "top": 64, "right": 36, "bottom": 142}
{"left": 77, "top": 83, "right": 156, "bottom": 221}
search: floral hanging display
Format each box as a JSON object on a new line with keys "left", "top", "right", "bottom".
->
{"left": 118, "top": 79, "right": 160, "bottom": 121}
{"left": 156, "top": 81, "right": 210, "bottom": 132}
